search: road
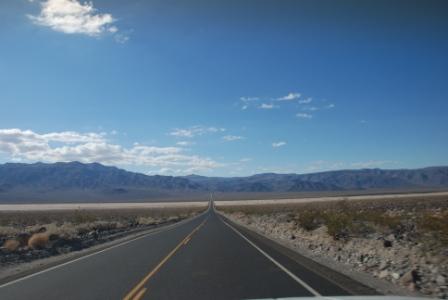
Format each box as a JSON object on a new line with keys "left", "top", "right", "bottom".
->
{"left": 0, "top": 204, "right": 377, "bottom": 300}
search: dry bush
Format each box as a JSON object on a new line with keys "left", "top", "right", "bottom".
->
{"left": 2, "top": 239, "right": 20, "bottom": 252}
{"left": 323, "top": 212, "right": 354, "bottom": 240}
{"left": 296, "top": 210, "right": 323, "bottom": 231}
{"left": 28, "top": 233, "right": 49, "bottom": 249}
{"left": 137, "top": 216, "right": 157, "bottom": 225}
{"left": 72, "top": 210, "right": 97, "bottom": 225}
{"left": 0, "top": 226, "right": 21, "bottom": 237}
{"left": 418, "top": 211, "right": 448, "bottom": 246}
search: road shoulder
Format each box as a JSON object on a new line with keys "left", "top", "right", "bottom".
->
{"left": 216, "top": 210, "right": 421, "bottom": 297}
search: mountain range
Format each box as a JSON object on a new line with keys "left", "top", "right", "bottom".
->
{"left": 0, "top": 162, "right": 447, "bottom": 203}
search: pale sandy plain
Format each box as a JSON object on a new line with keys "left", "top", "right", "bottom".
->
{"left": 214, "top": 191, "right": 448, "bottom": 207}
{"left": 1, "top": 191, "right": 447, "bottom": 211}
{"left": 0, "top": 201, "right": 208, "bottom": 211}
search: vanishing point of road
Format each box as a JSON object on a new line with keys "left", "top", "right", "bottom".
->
{"left": 0, "top": 203, "right": 376, "bottom": 300}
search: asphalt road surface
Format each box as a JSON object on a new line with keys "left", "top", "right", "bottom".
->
{"left": 0, "top": 204, "right": 377, "bottom": 300}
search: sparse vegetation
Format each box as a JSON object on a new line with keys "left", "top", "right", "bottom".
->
{"left": 28, "top": 233, "right": 49, "bottom": 249}
{"left": 0, "top": 205, "right": 205, "bottom": 267}
{"left": 2, "top": 239, "right": 20, "bottom": 252}
{"left": 218, "top": 194, "right": 448, "bottom": 298}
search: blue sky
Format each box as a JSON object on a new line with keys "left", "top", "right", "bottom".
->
{"left": 0, "top": 0, "right": 447, "bottom": 176}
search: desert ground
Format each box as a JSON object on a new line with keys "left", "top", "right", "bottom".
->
{"left": 216, "top": 192, "right": 448, "bottom": 299}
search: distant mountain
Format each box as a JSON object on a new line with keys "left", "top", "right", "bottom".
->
{"left": 0, "top": 162, "right": 447, "bottom": 203}
{"left": 296, "top": 167, "right": 448, "bottom": 190}
{"left": 0, "top": 162, "right": 202, "bottom": 202}
{"left": 183, "top": 173, "right": 340, "bottom": 192}
{"left": 0, "top": 162, "right": 200, "bottom": 190}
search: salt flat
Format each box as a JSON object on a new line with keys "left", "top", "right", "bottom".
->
{"left": 0, "top": 201, "right": 208, "bottom": 211}
{"left": 215, "top": 191, "right": 448, "bottom": 206}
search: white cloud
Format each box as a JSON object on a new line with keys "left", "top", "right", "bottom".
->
{"left": 296, "top": 113, "right": 313, "bottom": 119}
{"left": 272, "top": 141, "right": 286, "bottom": 148}
{"left": 114, "top": 33, "right": 130, "bottom": 44}
{"left": 259, "top": 103, "right": 277, "bottom": 109}
{"left": 325, "top": 103, "right": 335, "bottom": 109}
{"left": 28, "top": 0, "right": 125, "bottom": 40}
{"left": 169, "top": 126, "right": 226, "bottom": 138}
{"left": 222, "top": 135, "right": 244, "bottom": 142}
{"left": 277, "top": 92, "right": 300, "bottom": 101}
{"left": 240, "top": 96, "right": 259, "bottom": 102}
{"left": 0, "top": 128, "right": 221, "bottom": 173}
{"left": 239, "top": 157, "right": 252, "bottom": 162}
{"left": 176, "top": 141, "right": 195, "bottom": 146}
{"left": 298, "top": 97, "right": 312, "bottom": 104}
{"left": 239, "top": 96, "right": 259, "bottom": 110}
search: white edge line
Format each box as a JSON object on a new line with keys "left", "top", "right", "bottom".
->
{"left": 220, "top": 217, "right": 322, "bottom": 297}
{"left": 0, "top": 207, "right": 210, "bottom": 289}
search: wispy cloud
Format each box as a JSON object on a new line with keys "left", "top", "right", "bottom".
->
{"left": 272, "top": 141, "right": 286, "bottom": 148}
{"left": 298, "top": 97, "right": 312, "bottom": 104}
{"left": 28, "top": 0, "right": 128, "bottom": 42}
{"left": 222, "top": 135, "right": 244, "bottom": 142}
{"left": 239, "top": 157, "right": 252, "bottom": 162}
{"left": 277, "top": 92, "right": 300, "bottom": 101}
{"left": 239, "top": 96, "right": 259, "bottom": 110}
{"left": 169, "top": 126, "right": 225, "bottom": 138}
{"left": 296, "top": 113, "right": 313, "bottom": 119}
{"left": 0, "top": 128, "right": 220, "bottom": 173}
{"left": 240, "top": 96, "right": 259, "bottom": 102}
{"left": 176, "top": 141, "right": 195, "bottom": 146}
{"left": 350, "top": 160, "right": 396, "bottom": 168}
{"left": 259, "top": 103, "right": 277, "bottom": 109}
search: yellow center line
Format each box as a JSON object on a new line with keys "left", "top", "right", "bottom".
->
{"left": 123, "top": 218, "right": 208, "bottom": 300}
{"left": 132, "top": 288, "right": 147, "bottom": 300}
{"left": 183, "top": 236, "right": 192, "bottom": 245}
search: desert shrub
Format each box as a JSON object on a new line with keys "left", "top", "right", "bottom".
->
{"left": 418, "top": 212, "right": 448, "bottom": 246}
{"left": 297, "top": 210, "right": 323, "bottom": 231}
{"left": 92, "top": 221, "right": 117, "bottom": 232}
{"left": 28, "top": 233, "right": 49, "bottom": 249}
{"left": 72, "top": 210, "right": 97, "bottom": 224}
{"left": 0, "top": 226, "right": 20, "bottom": 237}
{"left": 43, "top": 223, "right": 77, "bottom": 238}
{"left": 324, "top": 212, "right": 354, "bottom": 240}
{"left": 357, "top": 212, "right": 403, "bottom": 234}
{"left": 2, "top": 239, "right": 20, "bottom": 252}
{"left": 137, "top": 216, "right": 157, "bottom": 225}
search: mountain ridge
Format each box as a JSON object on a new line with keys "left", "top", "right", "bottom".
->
{"left": 0, "top": 162, "right": 447, "bottom": 202}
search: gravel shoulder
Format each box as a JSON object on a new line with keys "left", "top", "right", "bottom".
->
{"left": 216, "top": 194, "right": 448, "bottom": 299}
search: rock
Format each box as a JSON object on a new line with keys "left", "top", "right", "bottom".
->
{"left": 392, "top": 272, "right": 400, "bottom": 280}
{"left": 379, "top": 261, "right": 389, "bottom": 270}
{"left": 379, "top": 270, "right": 389, "bottom": 279}
{"left": 400, "top": 270, "right": 419, "bottom": 285}
{"left": 386, "top": 234, "right": 396, "bottom": 241}
{"left": 436, "top": 275, "right": 446, "bottom": 286}
{"left": 383, "top": 240, "right": 393, "bottom": 248}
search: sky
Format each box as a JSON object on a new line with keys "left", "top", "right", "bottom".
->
{"left": 0, "top": 0, "right": 447, "bottom": 176}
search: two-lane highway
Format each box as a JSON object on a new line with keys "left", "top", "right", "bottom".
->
{"left": 0, "top": 204, "right": 376, "bottom": 299}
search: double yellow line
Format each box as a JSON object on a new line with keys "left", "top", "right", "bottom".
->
{"left": 123, "top": 218, "right": 208, "bottom": 300}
